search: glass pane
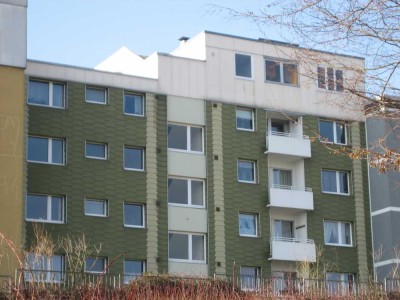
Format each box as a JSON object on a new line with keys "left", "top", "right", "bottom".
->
{"left": 319, "top": 120, "right": 334, "bottom": 142}
{"left": 168, "top": 124, "right": 187, "bottom": 150}
{"left": 28, "top": 81, "right": 49, "bottom": 105}
{"left": 168, "top": 178, "right": 188, "bottom": 204}
{"left": 50, "top": 255, "right": 63, "bottom": 281}
{"left": 86, "top": 87, "right": 106, "bottom": 103}
{"left": 191, "top": 180, "right": 203, "bottom": 206}
{"left": 52, "top": 83, "right": 64, "bottom": 107}
{"left": 124, "top": 94, "right": 143, "bottom": 115}
{"left": 235, "top": 54, "right": 252, "bottom": 78}
{"left": 241, "top": 267, "right": 258, "bottom": 290}
{"left": 28, "top": 137, "right": 48, "bottom": 162}
{"left": 273, "top": 169, "right": 292, "bottom": 186}
{"left": 238, "top": 161, "right": 255, "bottom": 182}
{"left": 192, "top": 235, "right": 204, "bottom": 261}
{"left": 51, "top": 196, "right": 63, "bottom": 221}
{"left": 27, "top": 194, "right": 47, "bottom": 220}
{"left": 124, "top": 148, "right": 143, "bottom": 170}
{"left": 327, "top": 68, "right": 335, "bottom": 90}
{"left": 124, "top": 260, "right": 143, "bottom": 283}
{"left": 169, "top": 233, "right": 188, "bottom": 259}
{"left": 265, "top": 60, "right": 281, "bottom": 82}
{"left": 322, "top": 170, "right": 337, "bottom": 193}
{"left": 324, "top": 221, "right": 339, "bottom": 244}
{"left": 271, "top": 120, "right": 286, "bottom": 133}
{"left": 85, "top": 257, "right": 104, "bottom": 273}
{"left": 339, "top": 172, "right": 349, "bottom": 194}
{"left": 336, "top": 123, "right": 347, "bottom": 144}
{"left": 283, "top": 63, "right": 298, "bottom": 85}
{"left": 341, "top": 222, "right": 351, "bottom": 245}
{"left": 124, "top": 204, "right": 143, "bottom": 226}
{"left": 239, "top": 214, "right": 256, "bottom": 236}
{"left": 51, "top": 139, "right": 64, "bottom": 164}
{"left": 190, "top": 127, "right": 203, "bottom": 152}
{"left": 85, "top": 199, "right": 106, "bottom": 215}
{"left": 335, "top": 70, "right": 344, "bottom": 91}
{"left": 236, "top": 109, "right": 253, "bottom": 130}
{"left": 274, "top": 220, "right": 293, "bottom": 238}
{"left": 317, "top": 67, "right": 326, "bottom": 89}
{"left": 86, "top": 143, "right": 106, "bottom": 158}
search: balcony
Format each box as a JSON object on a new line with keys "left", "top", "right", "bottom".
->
{"left": 268, "top": 185, "right": 314, "bottom": 210}
{"left": 265, "top": 132, "right": 311, "bottom": 158}
{"left": 269, "top": 237, "right": 316, "bottom": 262}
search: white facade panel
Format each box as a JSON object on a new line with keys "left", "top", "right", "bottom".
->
{"left": 167, "top": 96, "right": 205, "bottom": 125}
{"left": 270, "top": 240, "right": 316, "bottom": 262}
{"left": 167, "top": 151, "right": 206, "bottom": 178}
{"left": 168, "top": 261, "right": 208, "bottom": 277}
{"left": 269, "top": 188, "right": 314, "bottom": 210}
{"left": 168, "top": 206, "right": 207, "bottom": 233}
{"left": 266, "top": 134, "right": 311, "bottom": 158}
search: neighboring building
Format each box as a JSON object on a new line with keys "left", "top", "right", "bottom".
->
{"left": 0, "top": 1, "right": 374, "bottom": 288}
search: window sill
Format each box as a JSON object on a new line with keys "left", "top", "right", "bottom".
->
{"left": 84, "top": 214, "right": 108, "bottom": 218}
{"left": 239, "top": 234, "right": 259, "bottom": 238}
{"left": 238, "top": 180, "right": 257, "bottom": 184}
{"left": 27, "top": 102, "right": 66, "bottom": 109}
{"left": 27, "top": 160, "right": 65, "bottom": 166}
{"left": 235, "top": 76, "right": 254, "bottom": 81}
{"left": 322, "top": 191, "right": 351, "bottom": 196}
{"left": 26, "top": 219, "right": 64, "bottom": 224}
{"left": 168, "top": 259, "right": 207, "bottom": 264}
{"left": 167, "top": 148, "right": 204, "bottom": 155}
{"left": 85, "top": 156, "right": 108, "bottom": 160}
{"left": 319, "top": 140, "right": 349, "bottom": 146}
{"left": 236, "top": 128, "right": 256, "bottom": 132}
{"left": 123, "top": 112, "right": 145, "bottom": 118}
{"left": 124, "top": 168, "right": 145, "bottom": 172}
{"left": 324, "top": 243, "right": 353, "bottom": 248}
{"left": 85, "top": 100, "right": 108, "bottom": 105}
{"left": 264, "top": 80, "right": 299, "bottom": 87}
{"left": 124, "top": 225, "right": 146, "bottom": 229}
{"left": 168, "top": 203, "right": 206, "bottom": 209}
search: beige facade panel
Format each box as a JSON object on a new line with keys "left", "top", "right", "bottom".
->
{"left": 168, "top": 206, "right": 207, "bottom": 233}
{"left": 167, "top": 96, "right": 205, "bottom": 126}
{"left": 168, "top": 261, "right": 208, "bottom": 277}
{"left": 167, "top": 151, "right": 206, "bottom": 178}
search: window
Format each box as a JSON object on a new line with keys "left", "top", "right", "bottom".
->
{"left": 168, "top": 232, "right": 205, "bottom": 262}
{"left": 265, "top": 59, "right": 298, "bottom": 85}
{"left": 124, "top": 92, "right": 144, "bottom": 116}
{"left": 270, "top": 119, "right": 290, "bottom": 133}
{"left": 274, "top": 220, "right": 294, "bottom": 239}
{"left": 25, "top": 254, "right": 64, "bottom": 282}
{"left": 26, "top": 194, "right": 64, "bottom": 223}
{"left": 321, "top": 170, "right": 350, "bottom": 195}
{"left": 124, "top": 203, "right": 145, "bottom": 228}
{"left": 168, "top": 124, "right": 203, "bottom": 153}
{"left": 84, "top": 198, "right": 107, "bottom": 217}
{"left": 239, "top": 213, "right": 258, "bottom": 237}
{"left": 28, "top": 79, "right": 65, "bottom": 108}
{"left": 85, "top": 142, "right": 108, "bottom": 159}
{"left": 237, "top": 160, "right": 256, "bottom": 183}
{"left": 124, "top": 147, "right": 144, "bottom": 171}
{"left": 235, "top": 53, "right": 252, "bottom": 78}
{"left": 273, "top": 272, "right": 297, "bottom": 293}
{"left": 85, "top": 86, "right": 107, "bottom": 104}
{"left": 326, "top": 273, "right": 355, "bottom": 295}
{"left": 124, "top": 260, "right": 145, "bottom": 283}
{"left": 319, "top": 120, "right": 348, "bottom": 145}
{"left": 318, "top": 67, "right": 344, "bottom": 91}
{"left": 324, "top": 221, "right": 352, "bottom": 246}
{"left": 27, "top": 136, "right": 65, "bottom": 165}
{"left": 85, "top": 257, "right": 106, "bottom": 274}
{"left": 240, "top": 267, "right": 260, "bottom": 291}
{"left": 236, "top": 108, "right": 255, "bottom": 131}
{"left": 272, "top": 169, "right": 292, "bottom": 187}
{"left": 168, "top": 178, "right": 204, "bottom": 207}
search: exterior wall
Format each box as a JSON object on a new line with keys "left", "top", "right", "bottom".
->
{"left": 0, "top": 66, "right": 25, "bottom": 277}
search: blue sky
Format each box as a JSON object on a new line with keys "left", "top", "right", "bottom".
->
{"left": 28, "top": 0, "right": 275, "bottom": 68}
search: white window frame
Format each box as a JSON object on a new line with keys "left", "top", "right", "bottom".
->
{"left": 84, "top": 198, "right": 108, "bottom": 217}
{"left": 168, "top": 232, "right": 206, "bottom": 263}
{"left": 237, "top": 159, "right": 256, "bottom": 184}
{"left": 25, "top": 254, "right": 64, "bottom": 283}
{"left": 123, "top": 146, "right": 145, "bottom": 171}
{"left": 84, "top": 257, "right": 107, "bottom": 274}
{"left": 123, "top": 203, "right": 146, "bottom": 228}
{"left": 238, "top": 213, "right": 258, "bottom": 237}
{"left": 27, "top": 79, "right": 65, "bottom": 108}
{"left": 323, "top": 220, "right": 353, "bottom": 247}
{"left": 319, "top": 119, "right": 348, "bottom": 145}
{"left": 26, "top": 194, "right": 65, "bottom": 224}
{"left": 85, "top": 86, "right": 107, "bottom": 104}
{"left": 123, "top": 92, "right": 145, "bottom": 117}
{"left": 317, "top": 66, "right": 344, "bottom": 92}
{"left": 265, "top": 58, "right": 299, "bottom": 86}
{"left": 123, "top": 259, "right": 146, "bottom": 284}
{"left": 168, "top": 177, "right": 205, "bottom": 208}
{"left": 167, "top": 124, "right": 204, "bottom": 154}
{"left": 27, "top": 136, "right": 65, "bottom": 165}
{"left": 235, "top": 53, "right": 253, "bottom": 79}
{"left": 236, "top": 107, "right": 255, "bottom": 131}
{"left": 85, "top": 141, "right": 108, "bottom": 160}
{"left": 321, "top": 170, "right": 350, "bottom": 195}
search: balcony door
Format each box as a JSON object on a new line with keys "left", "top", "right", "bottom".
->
{"left": 274, "top": 220, "right": 294, "bottom": 239}
{"left": 270, "top": 119, "right": 290, "bottom": 133}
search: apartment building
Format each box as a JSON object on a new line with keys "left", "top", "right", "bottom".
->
{"left": 0, "top": 0, "right": 373, "bottom": 288}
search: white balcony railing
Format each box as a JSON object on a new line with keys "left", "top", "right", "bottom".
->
{"left": 270, "top": 184, "right": 312, "bottom": 192}
{"left": 269, "top": 237, "right": 317, "bottom": 262}
{"left": 265, "top": 132, "right": 311, "bottom": 158}
{"left": 267, "top": 131, "right": 309, "bottom": 140}
{"left": 268, "top": 185, "right": 314, "bottom": 210}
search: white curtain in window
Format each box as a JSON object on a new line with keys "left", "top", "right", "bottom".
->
{"left": 324, "top": 222, "right": 338, "bottom": 244}
{"left": 273, "top": 169, "right": 292, "bottom": 186}
{"left": 240, "top": 214, "right": 256, "bottom": 235}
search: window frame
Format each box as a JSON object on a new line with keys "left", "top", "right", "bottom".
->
{"left": 123, "top": 202, "right": 146, "bottom": 228}
{"left": 25, "top": 253, "right": 64, "bottom": 283}
{"left": 85, "top": 86, "right": 108, "bottom": 105}
{"left": 168, "top": 232, "right": 206, "bottom": 263}
{"left": 84, "top": 257, "right": 107, "bottom": 274}
{"left": 323, "top": 220, "right": 353, "bottom": 247}
{"left": 26, "top": 193, "right": 65, "bottom": 224}
{"left": 321, "top": 170, "right": 350, "bottom": 195}
{"left": 27, "top": 136, "right": 66, "bottom": 165}
{"left": 123, "top": 92, "right": 145, "bottom": 117}
{"left": 85, "top": 141, "right": 108, "bottom": 160}
{"left": 123, "top": 259, "right": 146, "bottom": 283}
{"left": 123, "top": 146, "right": 145, "bottom": 171}
{"left": 238, "top": 213, "right": 259, "bottom": 238}
{"left": 264, "top": 58, "right": 299, "bottom": 86}
{"left": 235, "top": 53, "right": 253, "bottom": 79}
{"left": 236, "top": 107, "right": 255, "bottom": 132}
{"left": 319, "top": 119, "right": 348, "bottom": 145}
{"left": 237, "top": 159, "right": 257, "bottom": 184}
{"left": 84, "top": 198, "right": 108, "bottom": 217}
{"left": 317, "top": 66, "right": 344, "bottom": 92}
{"left": 167, "top": 123, "right": 204, "bottom": 154}
{"left": 168, "top": 177, "right": 205, "bottom": 208}
{"left": 27, "top": 79, "right": 66, "bottom": 109}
